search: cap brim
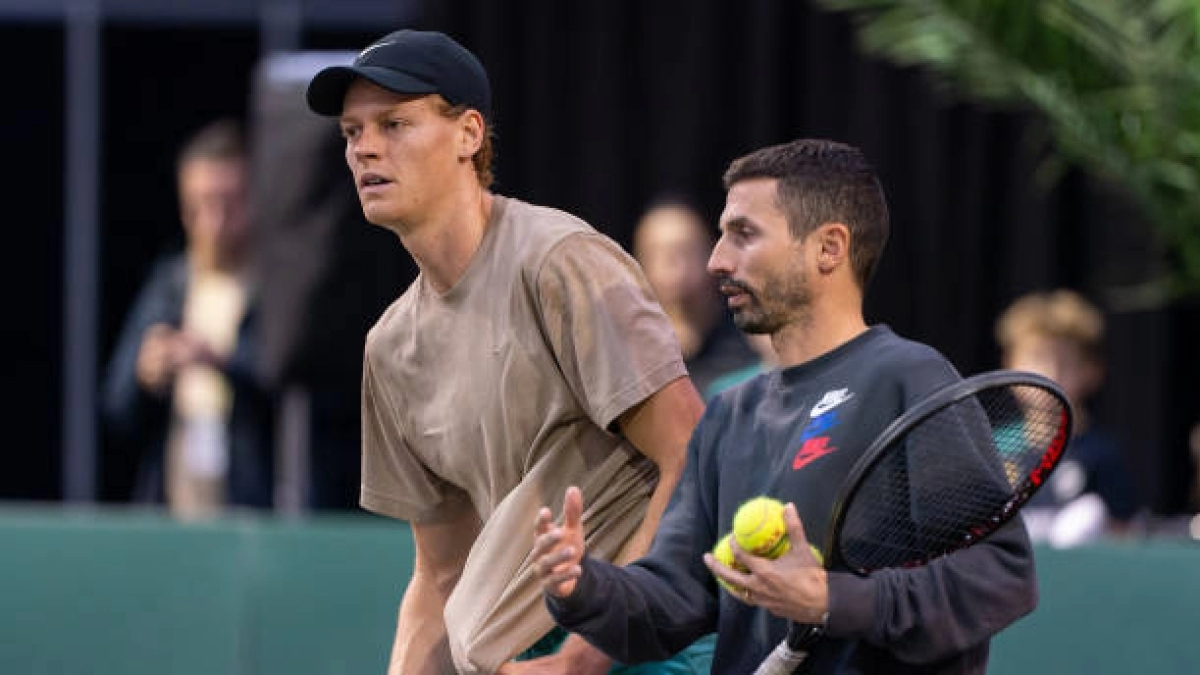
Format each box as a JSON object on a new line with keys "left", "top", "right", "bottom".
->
{"left": 305, "top": 65, "right": 438, "bottom": 116}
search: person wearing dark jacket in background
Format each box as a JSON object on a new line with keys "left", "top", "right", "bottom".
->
{"left": 530, "top": 139, "right": 1037, "bottom": 674}
{"left": 102, "top": 120, "right": 273, "bottom": 516}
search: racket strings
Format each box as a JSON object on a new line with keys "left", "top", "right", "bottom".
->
{"left": 839, "top": 384, "right": 1068, "bottom": 573}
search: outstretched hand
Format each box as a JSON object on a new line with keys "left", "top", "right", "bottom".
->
{"left": 703, "top": 503, "right": 829, "bottom": 625}
{"left": 532, "top": 486, "right": 587, "bottom": 597}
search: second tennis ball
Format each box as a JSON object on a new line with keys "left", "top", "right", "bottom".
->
{"left": 712, "top": 533, "right": 748, "bottom": 594}
{"left": 733, "top": 496, "right": 790, "bottom": 558}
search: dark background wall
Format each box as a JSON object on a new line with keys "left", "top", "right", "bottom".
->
{"left": 1, "top": 25, "right": 65, "bottom": 501}
{"left": 427, "top": 0, "right": 1199, "bottom": 514}
{"left": 4, "top": 0, "right": 1196, "bottom": 514}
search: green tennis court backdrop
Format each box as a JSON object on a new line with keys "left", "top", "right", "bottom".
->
{"left": 1, "top": 508, "right": 1196, "bottom": 674}
{"left": 0, "top": 509, "right": 410, "bottom": 675}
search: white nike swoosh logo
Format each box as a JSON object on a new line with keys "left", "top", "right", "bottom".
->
{"left": 357, "top": 41, "right": 397, "bottom": 61}
{"left": 810, "top": 393, "right": 853, "bottom": 417}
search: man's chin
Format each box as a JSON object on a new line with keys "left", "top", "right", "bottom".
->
{"left": 361, "top": 205, "right": 402, "bottom": 228}
{"left": 732, "top": 314, "right": 764, "bottom": 334}
{"left": 732, "top": 309, "right": 776, "bottom": 335}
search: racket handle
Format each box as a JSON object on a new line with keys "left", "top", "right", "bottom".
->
{"left": 752, "top": 638, "right": 809, "bottom": 675}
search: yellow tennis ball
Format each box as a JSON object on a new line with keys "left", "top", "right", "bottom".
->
{"left": 711, "top": 533, "right": 747, "bottom": 594}
{"left": 751, "top": 534, "right": 825, "bottom": 566}
{"left": 765, "top": 535, "right": 791, "bottom": 559}
{"left": 733, "top": 496, "right": 788, "bottom": 558}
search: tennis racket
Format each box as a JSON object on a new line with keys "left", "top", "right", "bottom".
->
{"left": 753, "top": 369, "right": 1072, "bottom": 674}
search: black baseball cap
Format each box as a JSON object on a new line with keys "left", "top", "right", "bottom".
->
{"left": 306, "top": 29, "right": 491, "bottom": 119}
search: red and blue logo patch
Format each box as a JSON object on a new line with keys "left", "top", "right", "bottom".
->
{"left": 793, "top": 411, "right": 840, "bottom": 470}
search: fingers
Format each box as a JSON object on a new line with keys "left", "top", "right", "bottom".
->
{"left": 703, "top": 551, "right": 754, "bottom": 601}
{"left": 532, "top": 523, "right": 562, "bottom": 559}
{"left": 171, "top": 331, "right": 219, "bottom": 368}
{"left": 783, "top": 503, "right": 808, "bottom": 545}
{"left": 144, "top": 323, "right": 175, "bottom": 342}
{"left": 137, "top": 328, "right": 176, "bottom": 392}
{"left": 538, "top": 540, "right": 582, "bottom": 598}
{"left": 139, "top": 326, "right": 213, "bottom": 385}
{"left": 563, "top": 486, "right": 583, "bottom": 530}
{"left": 534, "top": 506, "right": 554, "bottom": 536}
{"left": 531, "top": 488, "right": 587, "bottom": 598}
{"left": 543, "top": 562, "right": 583, "bottom": 591}
{"left": 536, "top": 541, "right": 580, "bottom": 575}
{"left": 728, "top": 535, "right": 766, "bottom": 574}
{"left": 532, "top": 522, "right": 582, "bottom": 597}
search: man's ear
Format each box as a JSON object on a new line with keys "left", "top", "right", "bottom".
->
{"left": 458, "top": 109, "right": 485, "bottom": 160}
{"left": 816, "top": 223, "right": 850, "bottom": 274}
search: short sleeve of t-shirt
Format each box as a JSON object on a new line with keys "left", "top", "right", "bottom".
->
{"left": 360, "top": 349, "right": 471, "bottom": 523}
{"left": 535, "top": 232, "right": 686, "bottom": 429}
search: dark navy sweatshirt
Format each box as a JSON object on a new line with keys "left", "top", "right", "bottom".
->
{"left": 548, "top": 326, "right": 1037, "bottom": 674}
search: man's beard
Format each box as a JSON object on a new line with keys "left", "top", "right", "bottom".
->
{"left": 731, "top": 295, "right": 783, "bottom": 334}
{"left": 722, "top": 269, "right": 810, "bottom": 335}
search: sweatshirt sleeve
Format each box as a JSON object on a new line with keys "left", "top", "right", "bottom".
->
{"left": 824, "top": 516, "right": 1038, "bottom": 664}
{"left": 546, "top": 416, "right": 720, "bottom": 663}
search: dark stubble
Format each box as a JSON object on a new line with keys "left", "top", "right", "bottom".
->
{"left": 721, "top": 259, "right": 812, "bottom": 335}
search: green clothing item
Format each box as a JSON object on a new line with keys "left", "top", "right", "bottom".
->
{"left": 704, "top": 361, "right": 768, "bottom": 400}
{"left": 515, "top": 626, "right": 715, "bottom": 673}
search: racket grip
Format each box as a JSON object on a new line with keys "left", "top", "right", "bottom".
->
{"left": 751, "top": 638, "right": 809, "bottom": 675}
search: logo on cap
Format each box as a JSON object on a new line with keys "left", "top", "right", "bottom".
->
{"left": 356, "top": 40, "right": 397, "bottom": 64}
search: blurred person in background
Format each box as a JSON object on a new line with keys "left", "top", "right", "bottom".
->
{"left": 305, "top": 29, "right": 707, "bottom": 674}
{"left": 704, "top": 333, "right": 778, "bottom": 399}
{"left": 1189, "top": 422, "right": 1200, "bottom": 515}
{"left": 102, "top": 119, "right": 273, "bottom": 519}
{"left": 996, "top": 289, "right": 1139, "bottom": 546}
{"left": 633, "top": 200, "right": 759, "bottom": 394}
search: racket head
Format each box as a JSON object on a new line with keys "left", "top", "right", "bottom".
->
{"left": 824, "top": 370, "right": 1072, "bottom": 575}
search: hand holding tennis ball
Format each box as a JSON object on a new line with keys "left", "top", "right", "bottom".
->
{"left": 708, "top": 498, "right": 828, "bottom": 614}
{"left": 710, "top": 497, "right": 795, "bottom": 596}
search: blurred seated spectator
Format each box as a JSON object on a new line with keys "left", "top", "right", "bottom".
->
{"left": 996, "top": 289, "right": 1139, "bottom": 546}
{"left": 102, "top": 119, "right": 273, "bottom": 518}
{"left": 633, "top": 199, "right": 758, "bottom": 393}
{"left": 704, "top": 334, "right": 777, "bottom": 399}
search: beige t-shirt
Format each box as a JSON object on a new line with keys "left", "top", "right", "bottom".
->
{"left": 361, "top": 196, "right": 686, "bottom": 673}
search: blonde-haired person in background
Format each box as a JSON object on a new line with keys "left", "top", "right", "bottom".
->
{"left": 996, "top": 289, "right": 1140, "bottom": 546}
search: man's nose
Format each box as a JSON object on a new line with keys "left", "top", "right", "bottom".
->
{"left": 707, "top": 239, "right": 731, "bottom": 277}
{"left": 353, "top": 127, "right": 382, "bottom": 160}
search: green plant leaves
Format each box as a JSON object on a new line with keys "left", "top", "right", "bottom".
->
{"left": 818, "top": 0, "right": 1200, "bottom": 298}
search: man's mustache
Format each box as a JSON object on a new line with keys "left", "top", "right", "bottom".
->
{"left": 716, "top": 277, "right": 753, "bottom": 295}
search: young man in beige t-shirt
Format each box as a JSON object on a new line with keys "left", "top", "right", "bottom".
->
{"left": 306, "top": 30, "right": 707, "bottom": 674}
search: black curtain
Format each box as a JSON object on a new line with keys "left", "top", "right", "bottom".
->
{"left": 0, "top": 24, "right": 65, "bottom": 501}
{"left": 3, "top": 2, "right": 1193, "bottom": 515}
{"left": 418, "top": 0, "right": 1197, "bottom": 514}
